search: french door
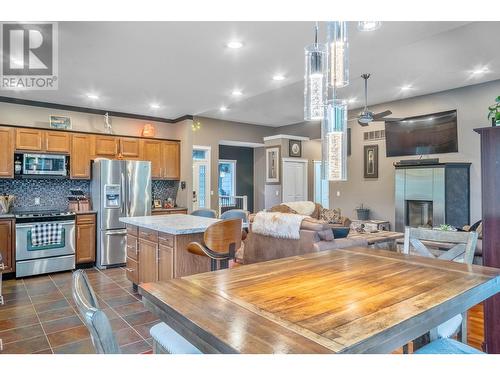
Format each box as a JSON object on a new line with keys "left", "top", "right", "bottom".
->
{"left": 192, "top": 146, "right": 211, "bottom": 210}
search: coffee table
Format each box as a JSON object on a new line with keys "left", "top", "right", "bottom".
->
{"left": 347, "top": 230, "right": 404, "bottom": 251}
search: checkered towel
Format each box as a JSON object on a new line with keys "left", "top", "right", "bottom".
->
{"left": 31, "top": 223, "right": 63, "bottom": 247}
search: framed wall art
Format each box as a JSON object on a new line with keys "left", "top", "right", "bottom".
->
{"left": 288, "top": 139, "right": 302, "bottom": 157}
{"left": 266, "top": 146, "right": 280, "bottom": 184}
{"left": 364, "top": 144, "right": 379, "bottom": 178}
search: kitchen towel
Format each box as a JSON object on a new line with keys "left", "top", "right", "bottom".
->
{"left": 31, "top": 223, "right": 63, "bottom": 247}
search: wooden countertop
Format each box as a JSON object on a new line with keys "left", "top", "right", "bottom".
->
{"left": 140, "top": 247, "right": 500, "bottom": 354}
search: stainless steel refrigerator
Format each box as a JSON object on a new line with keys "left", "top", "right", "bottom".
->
{"left": 91, "top": 159, "right": 151, "bottom": 268}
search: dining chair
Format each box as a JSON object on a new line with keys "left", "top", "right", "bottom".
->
{"left": 402, "top": 227, "right": 479, "bottom": 352}
{"left": 187, "top": 218, "right": 243, "bottom": 271}
{"left": 191, "top": 208, "right": 217, "bottom": 218}
{"left": 72, "top": 270, "right": 121, "bottom": 354}
{"left": 220, "top": 209, "right": 249, "bottom": 241}
{"left": 0, "top": 253, "right": 4, "bottom": 306}
{"left": 414, "top": 338, "right": 483, "bottom": 354}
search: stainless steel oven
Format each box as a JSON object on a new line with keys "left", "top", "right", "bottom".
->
{"left": 15, "top": 211, "right": 76, "bottom": 277}
{"left": 17, "top": 153, "right": 68, "bottom": 177}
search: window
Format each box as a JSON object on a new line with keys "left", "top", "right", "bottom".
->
{"left": 313, "top": 161, "right": 329, "bottom": 208}
{"left": 218, "top": 160, "right": 236, "bottom": 197}
{"left": 193, "top": 146, "right": 211, "bottom": 210}
{"left": 192, "top": 149, "right": 207, "bottom": 160}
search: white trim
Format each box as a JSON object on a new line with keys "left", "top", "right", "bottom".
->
{"left": 263, "top": 134, "right": 310, "bottom": 142}
{"left": 219, "top": 140, "right": 265, "bottom": 148}
{"left": 192, "top": 145, "right": 211, "bottom": 209}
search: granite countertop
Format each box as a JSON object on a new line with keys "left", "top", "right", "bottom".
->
{"left": 120, "top": 214, "right": 221, "bottom": 235}
{"left": 0, "top": 213, "right": 15, "bottom": 219}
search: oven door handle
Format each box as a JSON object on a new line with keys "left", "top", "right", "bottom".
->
{"left": 15, "top": 221, "right": 76, "bottom": 229}
{"left": 105, "top": 230, "right": 128, "bottom": 236}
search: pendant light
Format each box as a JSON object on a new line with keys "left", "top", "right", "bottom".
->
{"left": 321, "top": 99, "right": 348, "bottom": 181}
{"left": 327, "top": 21, "right": 349, "bottom": 89}
{"left": 304, "top": 23, "right": 328, "bottom": 121}
{"left": 357, "top": 21, "right": 382, "bottom": 32}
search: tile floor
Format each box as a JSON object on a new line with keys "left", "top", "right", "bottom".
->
{"left": 0, "top": 267, "right": 158, "bottom": 354}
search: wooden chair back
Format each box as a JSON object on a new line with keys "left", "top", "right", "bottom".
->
{"left": 204, "top": 218, "right": 242, "bottom": 255}
{"left": 403, "top": 227, "right": 478, "bottom": 265}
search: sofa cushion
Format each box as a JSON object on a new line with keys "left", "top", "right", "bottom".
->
{"left": 268, "top": 204, "right": 298, "bottom": 214}
{"left": 317, "top": 229, "right": 334, "bottom": 241}
{"left": 320, "top": 207, "right": 343, "bottom": 224}
{"left": 301, "top": 217, "right": 329, "bottom": 231}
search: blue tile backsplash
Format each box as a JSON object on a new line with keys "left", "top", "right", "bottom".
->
{"left": 0, "top": 178, "right": 178, "bottom": 212}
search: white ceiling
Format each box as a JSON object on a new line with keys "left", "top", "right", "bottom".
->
{"left": 3, "top": 21, "right": 500, "bottom": 126}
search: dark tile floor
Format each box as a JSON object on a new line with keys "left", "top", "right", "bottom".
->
{"left": 0, "top": 267, "right": 158, "bottom": 354}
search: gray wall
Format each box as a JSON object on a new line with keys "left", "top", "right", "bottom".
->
{"left": 193, "top": 116, "right": 274, "bottom": 210}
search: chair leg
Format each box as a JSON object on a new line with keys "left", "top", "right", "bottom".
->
{"left": 402, "top": 344, "right": 409, "bottom": 354}
{"left": 210, "top": 258, "right": 217, "bottom": 272}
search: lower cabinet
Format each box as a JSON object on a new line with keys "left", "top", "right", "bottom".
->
{"left": 158, "top": 244, "right": 174, "bottom": 281}
{"left": 138, "top": 238, "right": 158, "bottom": 283}
{"left": 76, "top": 214, "right": 96, "bottom": 264}
{"left": 0, "top": 219, "right": 14, "bottom": 273}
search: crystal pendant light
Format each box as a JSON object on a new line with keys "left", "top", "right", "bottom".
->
{"left": 304, "top": 23, "right": 328, "bottom": 121}
{"left": 321, "top": 99, "right": 348, "bottom": 181}
{"left": 327, "top": 21, "right": 349, "bottom": 89}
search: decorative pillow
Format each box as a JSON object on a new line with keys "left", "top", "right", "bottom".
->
{"left": 320, "top": 207, "right": 343, "bottom": 224}
{"left": 317, "top": 229, "right": 334, "bottom": 241}
{"left": 269, "top": 204, "right": 298, "bottom": 215}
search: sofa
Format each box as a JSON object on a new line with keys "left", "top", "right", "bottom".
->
{"left": 236, "top": 202, "right": 367, "bottom": 265}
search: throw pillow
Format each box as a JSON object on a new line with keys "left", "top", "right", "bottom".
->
{"left": 320, "top": 207, "right": 343, "bottom": 224}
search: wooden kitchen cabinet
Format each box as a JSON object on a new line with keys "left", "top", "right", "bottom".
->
{"left": 141, "top": 140, "right": 163, "bottom": 178}
{"left": 138, "top": 238, "right": 158, "bottom": 284}
{"left": 163, "top": 142, "right": 180, "bottom": 179}
{"left": 45, "top": 131, "right": 70, "bottom": 153}
{"left": 75, "top": 214, "right": 96, "bottom": 264}
{"left": 158, "top": 244, "right": 174, "bottom": 281}
{"left": 70, "top": 134, "right": 92, "bottom": 179}
{"left": 0, "top": 127, "right": 14, "bottom": 178}
{"left": 94, "top": 135, "right": 119, "bottom": 157}
{"left": 119, "top": 138, "right": 140, "bottom": 158}
{"left": 0, "top": 219, "right": 14, "bottom": 273}
{"left": 15, "top": 129, "right": 43, "bottom": 151}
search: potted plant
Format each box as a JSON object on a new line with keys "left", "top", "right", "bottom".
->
{"left": 488, "top": 96, "right": 500, "bottom": 127}
{"left": 355, "top": 203, "right": 370, "bottom": 220}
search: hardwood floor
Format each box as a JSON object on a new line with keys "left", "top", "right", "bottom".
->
{"left": 468, "top": 303, "right": 484, "bottom": 350}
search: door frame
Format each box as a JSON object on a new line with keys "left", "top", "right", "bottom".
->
{"left": 282, "top": 157, "right": 308, "bottom": 203}
{"left": 192, "top": 145, "right": 211, "bottom": 210}
{"left": 218, "top": 159, "right": 237, "bottom": 197}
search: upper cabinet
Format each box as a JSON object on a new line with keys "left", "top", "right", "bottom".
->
{"left": 71, "top": 134, "right": 92, "bottom": 179}
{"left": 0, "top": 126, "right": 181, "bottom": 181}
{"left": 141, "top": 140, "right": 181, "bottom": 180}
{"left": 94, "top": 135, "right": 119, "bottom": 157}
{"left": 163, "top": 142, "right": 180, "bottom": 180}
{"left": 45, "top": 131, "right": 70, "bottom": 153}
{"left": 119, "top": 138, "right": 140, "bottom": 158}
{"left": 15, "top": 129, "right": 43, "bottom": 151}
{"left": 0, "top": 127, "right": 14, "bottom": 178}
{"left": 15, "top": 129, "right": 70, "bottom": 153}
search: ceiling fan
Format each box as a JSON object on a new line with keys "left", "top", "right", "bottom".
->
{"left": 350, "top": 73, "right": 399, "bottom": 126}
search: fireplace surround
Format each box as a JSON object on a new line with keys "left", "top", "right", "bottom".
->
{"left": 395, "top": 163, "right": 470, "bottom": 232}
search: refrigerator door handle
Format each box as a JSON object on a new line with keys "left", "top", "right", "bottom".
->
{"left": 127, "top": 171, "right": 132, "bottom": 216}
{"left": 105, "top": 230, "right": 128, "bottom": 236}
{"left": 120, "top": 172, "right": 126, "bottom": 215}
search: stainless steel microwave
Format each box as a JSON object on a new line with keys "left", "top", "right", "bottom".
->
{"left": 16, "top": 153, "right": 68, "bottom": 176}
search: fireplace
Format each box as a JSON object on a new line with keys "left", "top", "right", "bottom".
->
{"left": 407, "top": 200, "right": 433, "bottom": 228}
{"left": 394, "top": 163, "right": 471, "bottom": 232}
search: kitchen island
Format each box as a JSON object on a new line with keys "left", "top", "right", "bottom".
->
{"left": 120, "top": 214, "right": 219, "bottom": 287}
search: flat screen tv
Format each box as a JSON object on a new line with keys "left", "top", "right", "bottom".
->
{"left": 384, "top": 110, "right": 458, "bottom": 157}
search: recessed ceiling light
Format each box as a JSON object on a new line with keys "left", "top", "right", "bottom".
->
{"left": 226, "top": 41, "right": 243, "bottom": 49}
{"left": 219, "top": 106, "right": 228, "bottom": 112}
{"left": 470, "top": 66, "right": 490, "bottom": 76}
{"left": 272, "top": 74, "right": 285, "bottom": 81}
{"left": 86, "top": 94, "right": 99, "bottom": 100}
{"left": 231, "top": 90, "right": 243, "bottom": 96}
{"left": 150, "top": 103, "right": 160, "bottom": 109}
{"left": 358, "top": 21, "right": 382, "bottom": 32}
{"left": 401, "top": 85, "right": 413, "bottom": 91}
{"left": 348, "top": 97, "right": 357, "bottom": 104}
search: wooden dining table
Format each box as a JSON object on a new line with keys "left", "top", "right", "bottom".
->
{"left": 139, "top": 247, "right": 500, "bottom": 354}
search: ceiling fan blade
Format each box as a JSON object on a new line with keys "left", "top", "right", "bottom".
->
{"left": 372, "top": 110, "right": 393, "bottom": 120}
{"left": 358, "top": 120, "right": 370, "bottom": 127}
{"left": 383, "top": 117, "right": 404, "bottom": 122}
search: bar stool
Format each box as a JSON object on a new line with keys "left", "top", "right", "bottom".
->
{"left": 220, "top": 209, "right": 249, "bottom": 241}
{"left": 0, "top": 253, "right": 4, "bottom": 306}
{"left": 187, "top": 218, "right": 242, "bottom": 271}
